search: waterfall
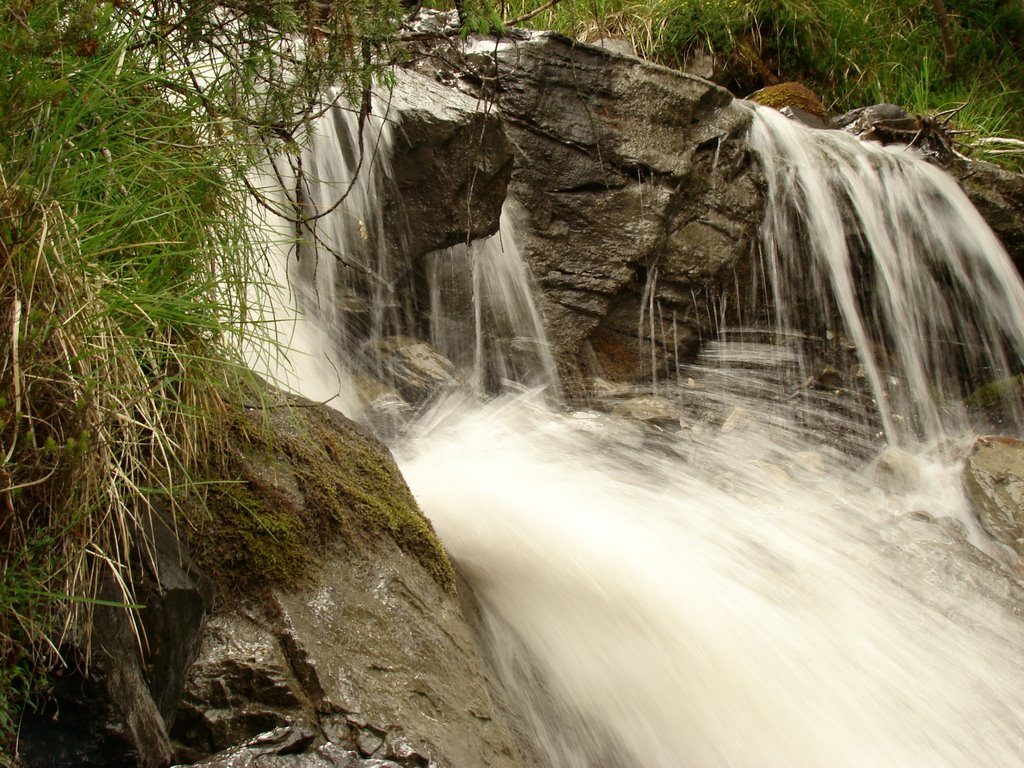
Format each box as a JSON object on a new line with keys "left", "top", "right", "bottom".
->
{"left": 251, "top": 91, "right": 1024, "bottom": 767}
{"left": 747, "top": 104, "right": 1024, "bottom": 444}
{"left": 246, "top": 96, "right": 557, "bottom": 419}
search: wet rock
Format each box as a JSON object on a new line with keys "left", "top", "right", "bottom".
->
{"left": 172, "top": 395, "right": 538, "bottom": 768}
{"left": 385, "top": 68, "right": 514, "bottom": 259}
{"left": 186, "top": 725, "right": 362, "bottom": 767}
{"left": 963, "top": 436, "right": 1024, "bottom": 554}
{"left": 834, "top": 103, "right": 1024, "bottom": 276}
{"left": 832, "top": 103, "right": 917, "bottom": 138}
{"left": 170, "top": 613, "right": 306, "bottom": 761}
{"left": 372, "top": 336, "right": 464, "bottom": 404}
{"left": 435, "top": 32, "right": 764, "bottom": 393}
{"left": 791, "top": 450, "right": 826, "bottom": 476}
{"left": 18, "top": 511, "right": 211, "bottom": 768}
{"left": 872, "top": 446, "right": 923, "bottom": 493}
{"left": 611, "top": 395, "right": 682, "bottom": 428}
{"left": 721, "top": 405, "right": 752, "bottom": 433}
{"left": 946, "top": 157, "right": 1024, "bottom": 277}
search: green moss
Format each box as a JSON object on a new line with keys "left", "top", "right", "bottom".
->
{"left": 186, "top": 398, "right": 455, "bottom": 594}
{"left": 966, "top": 374, "right": 1024, "bottom": 422}
{"left": 196, "top": 480, "right": 308, "bottom": 586}
{"left": 289, "top": 415, "right": 456, "bottom": 592}
{"left": 749, "top": 82, "right": 828, "bottom": 122}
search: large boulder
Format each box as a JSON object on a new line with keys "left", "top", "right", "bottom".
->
{"left": 171, "top": 395, "right": 539, "bottom": 768}
{"left": 411, "top": 32, "right": 765, "bottom": 394}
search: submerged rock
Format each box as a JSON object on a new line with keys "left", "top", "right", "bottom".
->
{"left": 372, "top": 336, "right": 464, "bottom": 404}
{"left": 963, "top": 436, "right": 1024, "bottom": 554}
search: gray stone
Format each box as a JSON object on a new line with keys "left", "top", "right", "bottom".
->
{"left": 963, "top": 436, "right": 1024, "bottom": 554}
{"left": 384, "top": 69, "right": 514, "bottom": 259}
{"left": 373, "top": 335, "right": 464, "bottom": 403}
{"left": 425, "top": 32, "right": 764, "bottom": 395}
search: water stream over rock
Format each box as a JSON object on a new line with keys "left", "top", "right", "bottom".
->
{"left": 250, "top": 51, "right": 1024, "bottom": 767}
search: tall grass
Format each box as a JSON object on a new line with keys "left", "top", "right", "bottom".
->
{"left": 0, "top": 0, "right": 405, "bottom": 755}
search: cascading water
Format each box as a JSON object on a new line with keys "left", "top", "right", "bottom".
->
{"left": 747, "top": 104, "right": 1024, "bottom": 445}
{"left": 252, "top": 88, "right": 1024, "bottom": 767}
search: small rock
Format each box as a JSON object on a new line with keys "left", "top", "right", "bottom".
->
{"left": 611, "top": 395, "right": 682, "bottom": 428}
{"left": 721, "top": 406, "right": 751, "bottom": 433}
{"left": 962, "top": 436, "right": 1024, "bottom": 554}
{"left": 791, "top": 450, "right": 826, "bottom": 476}
{"left": 872, "top": 446, "right": 922, "bottom": 493}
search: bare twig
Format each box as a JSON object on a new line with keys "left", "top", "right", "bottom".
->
{"left": 505, "top": 0, "right": 565, "bottom": 28}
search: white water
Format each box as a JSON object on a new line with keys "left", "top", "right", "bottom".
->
{"left": 253, "top": 91, "right": 1024, "bottom": 766}
{"left": 399, "top": 393, "right": 1024, "bottom": 767}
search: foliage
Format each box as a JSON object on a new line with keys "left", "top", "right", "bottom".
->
{"left": 0, "top": 0, "right": 406, "bottom": 755}
{"left": 497, "top": 0, "right": 1024, "bottom": 166}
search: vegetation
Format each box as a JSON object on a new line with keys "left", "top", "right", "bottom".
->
{"left": 495, "top": 0, "right": 1024, "bottom": 166}
{"left": 0, "top": 0, "right": 406, "bottom": 756}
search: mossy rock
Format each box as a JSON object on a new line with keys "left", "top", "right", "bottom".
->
{"left": 749, "top": 82, "right": 828, "bottom": 123}
{"left": 185, "top": 391, "right": 455, "bottom": 594}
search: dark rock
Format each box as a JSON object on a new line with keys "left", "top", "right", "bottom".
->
{"left": 834, "top": 103, "right": 1024, "bottom": 274}
{"left": 946, "top": 157, "right": 1024, "bottom": 276}
{"left": 963, "top": 436, "right": 1024, "bottom": 554}
{"left": 453, "top": 33, "right": 765, "bottom": 393}
{"left": 385, "top": 69, "right": 514, "bottom": 259}
{"left": 832, "top": 103, "right": 916, "bottom": 134}
{"left": 18, "top": 510, "right": 211, "bottom": 768}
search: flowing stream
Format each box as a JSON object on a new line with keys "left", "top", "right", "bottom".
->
{"left": 252, "top": 93, "right": 1024, "bottom": 766}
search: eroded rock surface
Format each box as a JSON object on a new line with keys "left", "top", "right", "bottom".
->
{"left": 963, "top": 436, "right": 1024, "bottom": 555}
{"left": 410, "top": 32, "right": 765, "bottom": 394}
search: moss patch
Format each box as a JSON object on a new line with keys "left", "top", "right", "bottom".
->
{"left": 966, "top": 374, "right": 1024, "bottom": 425}
{"left": 185, "top": 393, "right": 455, "bottom": 594}
{"left": 749, "top": 82, "right": 828, "bottom": 122}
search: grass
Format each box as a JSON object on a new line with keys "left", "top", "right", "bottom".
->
{"left": 0, "top": 0, "right": 407, "bottom": 757}
{"left": 493, "top": 0, "right": 1024, "bottom": 167}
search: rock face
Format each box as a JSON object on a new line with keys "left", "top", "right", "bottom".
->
{"left": 385, "top": 69, "right": 514, "bottom": 259}
{"left": 946, "top": 157, "right": 1024, "bottom": 276}
{"left": 416, "top": 33, "right": 765, "bottom": 393}
{"left": 170, "top": 395, "right": 539, "bottom": 768}
{"left": 963, "top": 436, "right": 1024, "bottom": 555}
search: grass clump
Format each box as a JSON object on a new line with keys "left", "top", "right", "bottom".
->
{"left": 0, "top": 0, "right": 409, "bottom": 756}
